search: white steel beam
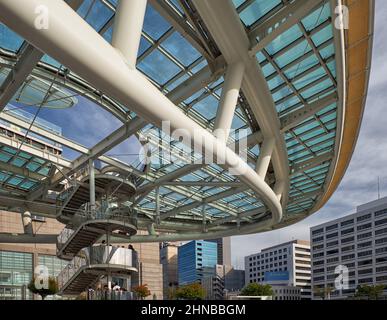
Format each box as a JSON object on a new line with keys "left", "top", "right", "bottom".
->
{"left": 0, "top": 0, "right": 83, "bottom": 112}
{"left": 249, "top": 0, "right": 325, "bottom": 55}
{"left": 0, "top": 44, "right": 43, "bottom": 112}
{"left": 161, "top": 186, "right": 248, "bottom": 220}
{"left": 280, "top": 92, "right": 338, "bottom": 132}
{"left": 213, "top": 62, "right": 244, "bottom": 141}
{"left": 149, "top": 0, "right": 214, "bottom": 62}
{"left": 290, "top": 152, "right": 333, "bottom": 177}
{"left": 245, "top": 92, "right": 337, "bottom": 147}
{"left": 0, "top": 0, "right": 282, "bottom": 228}
{"left": 255, "top": 137, "right": 275, "bottom": 179}
{"left": 112, "top": 0, "right": 147, "bottom": 68}
{"left": 0, "top": 161, "right": 46, "bottom": 180}
{"left": 166, "top": 60, "right": 225, "bottom": 104}
{"left": 193, "top": 0, "right": 289, "bottom": 215}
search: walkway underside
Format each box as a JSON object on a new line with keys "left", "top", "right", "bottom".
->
{"left": 0, "top": 0, "right": 374, "bottom": 241}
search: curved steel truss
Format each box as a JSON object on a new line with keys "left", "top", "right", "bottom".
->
{"left": 0, "top": 0, "right": 374, "bottom": 242}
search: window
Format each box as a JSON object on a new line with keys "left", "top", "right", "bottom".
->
{"left": 342, "top": 254, "right": 355, "bottom": 261}
{"left": 376, "top": 256, "right": 387, "bottom": 264}
{"left": 357, "top": 232, "right": 372, "bottom": 240}
{"left": 357, "top": 223, "right": 372, "bottom": 231}
{"left": 376, "top": 266, "right": 387, "bottom": 273}
{"left": 357, "top": 214, "right": 371, "bottom": 222}
{"left": 376, "top": 237, "right": 387, "bottom": 246}
{"left": 341, "top": 228, "right": 354, "bottom": 236}
{"left": 341, "top": 219, "right": 354, "bottom": 227}
{"left": 327, "top": 240, "right": 339, "bottom": 247}
{"left": 342, "top": 245, "right": 355, "bottom": 252}
{"left": 358, "top": 259, "right": 373, "bottom": 267}
{"left": 341, "top": 236, "right": 354, "bottom": 244}
{"left": 326, "top": 257, "right": 339, "bottom": 264}
{"left": 376, "top": 247, "right": 387, "bottom": 255}
{"left": 313, "top": 236, "right": 324, "bottom": 242}
{"left": 376, "top": 227, "right": 387, "bottom": 236}
{"left": 326, "top": 224, "right": 338, "bottom": 231}
{"left": 357, "top": 241, "right": 372, "bottom": 249}
{"left": 375, "top": 218, "right": 387, "bottom": 227}
{"left": 358, "top": 277, "right": 373, "bottom": 284}
{"left": 313, "top": 252, "right": 324, "bottom": 258}
{"left": 357, "top": 250, "right": 373, "bottom": 258}
{"left": 375, "top": 209, "right": 387, "bottom": 218}
{"left": 326, "top": 249, "right": 339, "bottom": 256}
{"left": 326, "top": 232, "right": 338, "bottom": 239}
{"left": 313, "top": 244, "right": 324, "bottom": 251}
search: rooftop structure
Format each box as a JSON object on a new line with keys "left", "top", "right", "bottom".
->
{"left": 0, "top": 0, "right": 374, "bottom": 243}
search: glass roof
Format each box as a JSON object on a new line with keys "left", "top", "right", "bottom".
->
{"left": 0, "top": 0, "right": 342, "bottom": 232}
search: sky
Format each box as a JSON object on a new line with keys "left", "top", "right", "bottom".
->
{"left": 231, "top": 0, "right": 387, "bottom": 269}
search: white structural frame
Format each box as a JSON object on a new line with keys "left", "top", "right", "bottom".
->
{"left": 0, "top": 0, "right": 286, "bottom": 239}
{"left": 0, "top": 0, "right": 361, "bottom": 242}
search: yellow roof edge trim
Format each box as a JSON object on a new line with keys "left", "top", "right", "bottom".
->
{"left": 314, "top": 0, "right": 375, "bottom": 212}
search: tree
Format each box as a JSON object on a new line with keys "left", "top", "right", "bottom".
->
{"left": 28, "top": 276, "right": 59, "bottom": 300}
{"left": 175, "top": 283, "right": 206, "bottom": 300}
{"left": 313, "top": 286, "right": 323, "bottom": 299}
{"left": 355, "top": 285, "right": 386, "bottom": 300}
{"left": 133, "top": 284, "right": 151, "bottom": 300}
{"left": 240, "top": 283, "right": 273, "bottom": 297}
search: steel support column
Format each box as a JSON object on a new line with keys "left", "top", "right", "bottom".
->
{"left": 256, "top": 137, "right": 275, "bottom": 179}
{"left": 112, "top": 0, "right": 148, "bottom": 68}
{"left": 89, "top": 159, "right": 96, "bottom": 214}
{"left": 213, "top": 62, "right": 244, "bottom": 141}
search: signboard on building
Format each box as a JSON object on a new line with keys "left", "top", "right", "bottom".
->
{"left": 264, "top": 271, "right": 289, "bottom": 282}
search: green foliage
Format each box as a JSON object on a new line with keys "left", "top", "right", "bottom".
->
{"left": 240, "top": 283, "right": 273, "bottom": 297}
{"left": 313, "top": 285, "right": 333, "bottom": 300}
{"left": 133, "top": 284, "right": 151, "bottom": 299}
{"left": 175, "top": 283, "right": 206, "bottom": 300}
{"left": 28, "top": 276, "right": 59, "bottom": 300}
{"left": 355, "top": 285, "right": 386, "bottom": 300}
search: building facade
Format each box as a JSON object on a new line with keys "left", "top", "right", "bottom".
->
{"left": 245, "top": 240, "right": 311, "bottom": 299}
{"left": 310, "top": 197, "right": 387, "bottom": 299}
{"left": 178, "top": 240, "right": 217, "bottom": 286}
{"left": 271, "top": 285, "right": 301, "bottom": 300}
{"left": 160, "top": 242, "right": 179, "bottom": 299}
{"left": 207, "top": 238, "right": 231, "bottom": 265}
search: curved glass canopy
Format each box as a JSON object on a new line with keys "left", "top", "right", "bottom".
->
{"left": 0, "top": 0, "right": 374, "bottom": 241}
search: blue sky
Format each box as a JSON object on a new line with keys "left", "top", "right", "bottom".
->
{"left": 231, "top": 0, "right": 387, "bottom": 269}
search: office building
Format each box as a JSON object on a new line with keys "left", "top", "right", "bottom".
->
{"left": 310, "top": 197, "right": 387, "bottom": 299}
{"left": 245, "top": 240, "right": 311, "bottom": 299}
{"left": 178, "top": 240, "right": 217, "bottom": 286}
{"left": 207, "top": 238, "right": 232, "bottom": 266}
{"left": 272, "top": 285, "right": 301, "bottom": 300}
{"left": 160, "top": 242, "right": 179, "bottom": 300}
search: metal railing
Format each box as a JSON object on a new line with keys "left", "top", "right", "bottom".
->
{"left": 57, "top": 246, "right": 138, "bottom": 293}
{"left": 87, "top": 290, "right": 137, "bottom": 300}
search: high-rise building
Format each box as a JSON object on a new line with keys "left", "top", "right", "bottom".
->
{"left": 310, "top": 197, "right": 387, "bottom": 300}
{"left": 207, "top": 238, "right": 231, "bottom": 265}
{"left": 160, "top": 242, "right": 179, "bottom": 299}
{"left": 245, "top": 240, "right": 311, "bottom": 299}
{"left": 178, "top": 240, "right": 217, "bottom": 286}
